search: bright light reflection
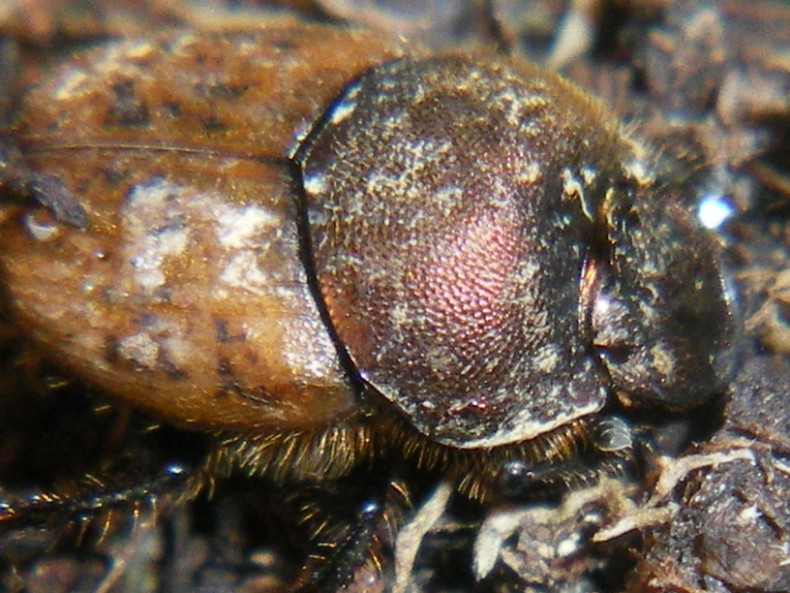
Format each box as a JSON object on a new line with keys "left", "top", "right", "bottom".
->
{"left": 697, "top": 194, "right": 734, "bottom": 229}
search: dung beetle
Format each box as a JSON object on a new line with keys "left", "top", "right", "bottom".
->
{"left": 0, "top": 19, "right": 738, "bottom": 585}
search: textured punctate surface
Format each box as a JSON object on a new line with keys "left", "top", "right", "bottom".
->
{"left": 302, "top": 55, "right": 629, "bottom": 448}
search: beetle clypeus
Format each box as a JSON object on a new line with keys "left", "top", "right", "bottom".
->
{"left": 0, "top": 20, "right": 738, "bottom": 588}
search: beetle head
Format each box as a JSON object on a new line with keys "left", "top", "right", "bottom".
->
{"left": 589, "top": 184, "right": 739, "bottom": 408}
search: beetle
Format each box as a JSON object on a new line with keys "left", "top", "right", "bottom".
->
{"left": 0, "top": 19, "right": 738, "bottom": 587}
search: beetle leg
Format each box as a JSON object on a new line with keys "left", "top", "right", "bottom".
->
{"left": 490, "top": 417, "right": 636, "bottom": 500}
{"left": 0, "top": 139, "right": 88, "bottom": 229}
{"left": 287, "top": 476, "right": 411, "bottom": 593}
{"left": 0, "top": 463, "right": 187, "bottom": 539}
{"left": 592, "top": 416, "right": 634, "bottom": 454}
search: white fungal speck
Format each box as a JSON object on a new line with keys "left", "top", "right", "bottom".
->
{"left": 24, "top": 212, "right": 61, "bottom": 242}
{"left": 117, "top": 332, "right": 159, "bottom": 369}
{"left": 738, "top": 504, "right": 761, "bottom": 523}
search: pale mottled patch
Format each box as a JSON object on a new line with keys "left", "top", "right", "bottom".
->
{"left": 280, "top": 306, "right": 345, "bottom": 379}
{"left": 650, "top": 343, "right": 676, "bottom": 377}
{"left": 123, "top": 179, "right": 190, "bottom": 296}
{"left": 117, "top": 331, "right": 159, "bottom": 369}
{"left": 168, "top": 32, "right": 199, "bottom": 57}
{"left": 213, "top": 203, "right": 278, "bottom": 249}
{"left": 124, "top": 39, "right": 155, "bottom": 60}
{"left": 217, "top": 250, "right": 270, "bottom": 295}
{"left": 53, "top": 68, "right": 90, "bottom": 101}
{"left": 91, "top": 41, "right": 150, "bottom": 79}
{"left": 534, "top": 344, "right": 562, "bottom": 374}
{"left": 389, "top": 301, "right": 412, "bottom": 333}
{"left": 159, "top": 335, "right": 195, "bottom": 370}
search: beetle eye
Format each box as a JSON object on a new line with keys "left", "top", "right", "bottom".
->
{"left": 591, "top": 187, "right": 739, "bottom": 408}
